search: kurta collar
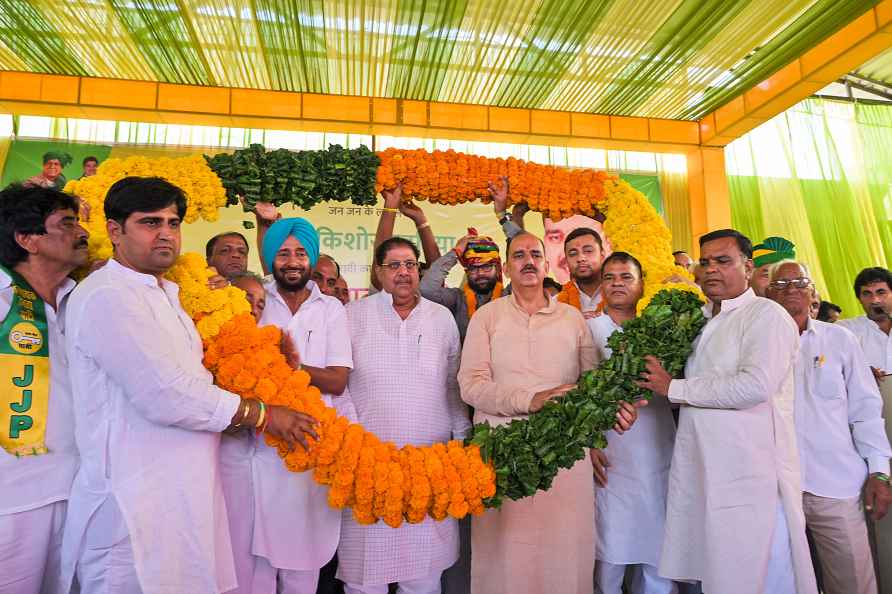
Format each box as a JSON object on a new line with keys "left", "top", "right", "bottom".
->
{"left": 264, "top": 278, "right": 324, "bottom": 310}
{"left": 107, "top": 258, "right": 179, "bottom": 298}
{"left": 377, "top": 288, "right": 424, "bottom": 321}
{"left": 508, "top": 289, "right": 557, "bottom": 316}
{"left": 0, "top": 266, "right": 77, "bottom": 305}
{"left": 710, "top": 287, "right": 756, "bottom": 317}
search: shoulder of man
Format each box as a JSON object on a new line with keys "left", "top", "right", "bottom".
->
{"left": 815, "top": 318, "right": 859, "bottom": 345}
{"left": 420, "top": 295, "right": 459, "bottom": 323}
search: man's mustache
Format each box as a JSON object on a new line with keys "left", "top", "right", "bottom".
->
{"left": 521, "top": 265, "right": 537, "bottom": 273}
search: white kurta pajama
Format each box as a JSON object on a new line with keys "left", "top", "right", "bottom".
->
{"left": 61, "top": 259, "right": 241, "bottom": 594}
{"left": 587, "top": 313, "right": 676, "bottom": 594}
{"left": 221, "top": 279, "right": 354, "bottom": 594}
{"left": 660, "top": 289, "right": 817, "bottom": 594}
{"left": 338, "top": 291, "right": 471, "bottom": 588}
{"left": 0, "top": 271, "right": 77, "bottom": 594}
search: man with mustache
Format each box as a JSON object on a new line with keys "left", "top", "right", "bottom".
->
{"left": 837, "top": 266, "right": 892, "bottom": 591}
{"left": 61, "top": 177, "right": 317, "bottom": 593}
{"left": 221, "top": 217, "right": 355, "bottom": 594}
{"left": 557, "top": 228, "right": 607, "bottom": 319}
{"left": 637, "top": 229, "right": 817, "bottom": 594}
{"left": 588, "top": 252, "right": 677, "bottom": 594}
{"left": 0, "top": 184, "right": 88, "bottom": 594}
{"left": 768, "top": 260, "right": 890, "bottom": 594}
{"left": 206, "top": 232, "right": 250, "bottom": 280}
{"left": 458, "top": 232, "right": 638, "bottom": 594}
{"left": 338, "top": 237, "right": 471, "bottom": 594}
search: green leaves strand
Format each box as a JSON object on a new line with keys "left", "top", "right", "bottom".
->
{"left": 469, "top": 288, "right": 707, "bottom": 508}
{"left": 205, "top": 144, "right": 381, "bottom": 218}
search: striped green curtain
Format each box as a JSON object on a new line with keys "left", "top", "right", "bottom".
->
{"left": 727, "top": 98, "right": 890, "bottom": 318}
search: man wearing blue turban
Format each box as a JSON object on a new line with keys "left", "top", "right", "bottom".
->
{"left": 221, "top": 215, "right": 357, "bottom": 594}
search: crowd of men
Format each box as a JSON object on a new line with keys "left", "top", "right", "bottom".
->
{"left": 1, "top": 175, "right": 891, "bottom": 594}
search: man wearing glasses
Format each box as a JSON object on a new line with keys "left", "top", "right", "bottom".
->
{"left": 338, "top": 236, "right": 472, "bottom": 594}
{"left": 420, "top": 231, "right": 506, "bottom": 344}
{"left": 767, "top": 260, "right": 891, "bottom": 594}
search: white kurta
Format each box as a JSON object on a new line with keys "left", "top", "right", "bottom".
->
{"left": 587, "top": 313, "right": 675, "bottom": 567}
{"left": 0, "top": 270, "right": 78, "bottom": 516}
{"left": 795, "top": 318, "right": 891, "bottom": 498}
{"left": 221, "top": 279, "right": 354, "bottom": 574}
{"left": 0, "top": 270, "right": 77, "bottom": 594}
{"left": 838, "top": 315, "right": 892, "bottom": 372}
{"left": 660, "top": 289, "right": 817, "bottom": 594}
{"left": 61, "top": 259, "right": 240, "bottom": 594}
{"left": 338, "top": 291, "right": 471, "bottom": 586}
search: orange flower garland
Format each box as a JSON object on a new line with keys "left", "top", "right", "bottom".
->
{"left": 464, "top": 282, "right": 503, "bottom": 318}
{"left": 375, "top": 148, "right": 610, "bottom": 221}
{"left": 168, "top": 254, "right": 496, "bottom": 528}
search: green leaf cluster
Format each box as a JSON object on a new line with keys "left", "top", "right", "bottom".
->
{"left": 468, "top": 288, "right": 708, "bottom": 508}
{"left": 204, "top": 144, "right": 380, "bottom": 212}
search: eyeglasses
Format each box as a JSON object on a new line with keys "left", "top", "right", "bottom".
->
{"left": 467, "top": 262, "right": 497, "bottom": 275}
{"left": 380, "top": 260, "right": 419, "bottom": 272}
{"left": 769, "top": 277, "right": 812, "bottom": 291}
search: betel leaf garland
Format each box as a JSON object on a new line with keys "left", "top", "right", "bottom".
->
{"left": 468, "top": 288, "right": 707, "bottom": 507}
{"left": 205, "top": 144, "right": 381, "bottom": 212}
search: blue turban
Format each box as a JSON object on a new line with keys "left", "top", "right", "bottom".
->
{"left": 262, "top": 217, "right": 320, "bottom": 270}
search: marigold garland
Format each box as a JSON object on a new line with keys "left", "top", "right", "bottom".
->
{"left": 67, "top": 145, "right": 703, "bottom": 526}
{"left": 166, "top": 254, "right": 496, "bottom": 527}
{"left": 464, "top": 282, "right": 503, "bottom": 318}
{"left": 64, "top": 155, "right": 228, "bottom": 262}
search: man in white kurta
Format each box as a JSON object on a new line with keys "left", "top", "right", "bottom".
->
{"left": 339, "top": 237, "right": 471, "bottom": 594}
{"left": 769, "top": 261, "right": 891, "bottom": 594}
{"left": 0, "top": 185, "right": 87, "bottom": 594}
{"left": 588, "top": 252, "right": 676, "bottom": 594}
{"left": 61, "top": 177, "right": 317, "bottom": 594}
{"left": 837, "top": 267, "right": 892, "bottom": 594}
{"left": 221, "top": 216, "right": 354, "bottom": 594}
{"left": 638, "top": 229, "right": 817, "bottom": 594}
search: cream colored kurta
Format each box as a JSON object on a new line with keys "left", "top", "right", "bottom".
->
{"left": 660, "top": 289, "right": 817, "bottom": 594}
{"left": 458, "top": 293, "right": 599, "bottom": 594}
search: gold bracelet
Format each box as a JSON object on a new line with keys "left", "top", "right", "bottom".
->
{"left": 417, "top": 221, "right": 431, "bottom": 230}
{"left": 255, "top": 401, "right": 266, "bottom": 429}
{"left": 381, "top": 207, "right": 399, "bottom": 214}
{"left": 234, "top": 400, "right": 251, "bottom": 427}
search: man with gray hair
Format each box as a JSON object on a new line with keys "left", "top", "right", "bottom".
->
{"left": 767, "top": 259, "right": 891, "bottom": 594}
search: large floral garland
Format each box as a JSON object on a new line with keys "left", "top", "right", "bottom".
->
{"left": 65, "top": 145, "right": 702, "bottom": 526}
{"left": 167, "top": 254, "right": 496, "bottom": 527}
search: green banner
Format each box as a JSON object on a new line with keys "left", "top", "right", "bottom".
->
{"left": 1, "top": 140, "right": 112, "bottom": 189}
{"left": 620, "top": 173, "right": 663, "bottom": 215}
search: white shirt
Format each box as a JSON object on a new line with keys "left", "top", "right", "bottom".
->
{"left": 0, "top": 269, "right": 77, "bottom": 515}
{"left": 660, "top": 289, "right": 816, "bottom": 594}
{"left": 61, "top": 259, "right": 240, "bottom": 594}
{"left": 221, "top": 279, "right": 353, "bottom": 570}
{"left": 795, "top": 318, "right": 891, "bottom": 498}
{"left": 337, "top": 291, "right": 471, "bottom": 585}
{"left": 587, "top": 312, "right": 675, "bottom": 566}
{"left": 576, "top": 281, "right": 603, "bottom": 314}
{"left": 837, "top": 314, "right": 892, "bottom": 372}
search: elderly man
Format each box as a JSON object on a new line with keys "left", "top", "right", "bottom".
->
{"left": 458, "top": 232, "right": 637, "bottom": 594}
{"left": 556, "top": 228, "right": 607, "bottom": 318}
{"left": 230, "top": 272, "right": 267, "bottom": 321}
{"left": 334, "top": 276, "right": 350, "bottom": 306}
{"left": 221, "top": 217, "right": 354, "bottom": 594}
{"left": 638, "top": 228, "right": 817, "bottom": 594}
{"left": 750, "top": 236, "right": 796, "bottom": 297}
{"left": 311, "top": 254, "right": 342, "bottom": 299}
{"left": 0, "top": 184, "right": 88, "bottom": 594}
{"left": 60, "top": 177, "right": 317, "bottom": 593}
{"left": 24, "top": 151, "right": 72, "bottom": 191}
{"left": 206, "top": 232, "right": 250, "bottom": 280}
{"left": 338, "top": 236, "right": 471, "bottom": 594}
{"left": 589, "top": 252, "right": 677, "bottom": 594}
{"left": 768, "top": 260, "right": 891, "bottom": 594}
{"left": 672, "top": 250, "right": 693, "bottom": 272}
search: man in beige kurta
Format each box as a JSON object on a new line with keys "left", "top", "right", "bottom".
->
{"left": 458, "top": 232, "right": 601, "bottom": 594}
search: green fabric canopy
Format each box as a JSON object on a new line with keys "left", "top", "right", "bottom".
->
{"left": 0, "top": 0, "right": 878, "bottom": 120}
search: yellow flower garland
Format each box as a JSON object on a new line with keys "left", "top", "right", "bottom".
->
{"left": 64, "top": 155, "right": 227, "bottom": 262}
